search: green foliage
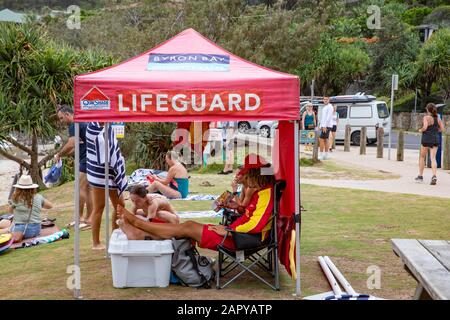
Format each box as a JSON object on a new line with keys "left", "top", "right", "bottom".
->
{"left": 0, "top": 23, "right": 115, "bottom": 186}
{"left": 402, "top": 6, "right": 433, "bottom": 26}
{"left": 122, "top": 123, "right": 177, "bottom": 170}
{"left": 299, "top": 35, "right": 370, "bottom": 95}
{"left": 423, "top": 5, "right": 450, "bottom": 28}
{"left": 411, "top": 28, "right": 450, "bottom": 105}
{"left": 367, "top": 12, "right": 421, "bottom": 94}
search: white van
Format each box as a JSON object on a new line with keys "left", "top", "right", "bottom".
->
{"left": 302, "top": 94, "right": 390, "bottom": 145}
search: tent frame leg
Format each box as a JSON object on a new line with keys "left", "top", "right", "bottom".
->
{"left": 104, "top": 123, "right": 110, "bottom": 258}
{"left": 294, "top": 120, "right": 301, "bottom": 297}
{"left": 74, "top": 123, "right": 82, "bottom": 299}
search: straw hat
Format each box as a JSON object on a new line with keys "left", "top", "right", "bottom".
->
{"left": 13, "top": 175, "right": 39, "bottom": 189}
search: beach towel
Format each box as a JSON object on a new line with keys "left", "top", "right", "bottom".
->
{"left": 177, "top": 210, "right": 223, "bottom": 219}
{"left": 15, "top": 229, "right": 69, "bottom": 249}
{"left": 172, "top": 194, "right": 218, "bottom": 201}
{"left": 128, "top": 169, "right": 167, "bottom": 185}
{"left": 10, "top": 225, "right": 61, "bottom": 249}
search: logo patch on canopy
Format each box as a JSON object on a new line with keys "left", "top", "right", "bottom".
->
{"left": 80, "top": 86, "right": 111, "bottom": 110}
{"left": 147, "top": 53, "right": 230, "bottom": 72}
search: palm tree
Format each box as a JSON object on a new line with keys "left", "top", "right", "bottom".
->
{"left": 0, "top": 23, "right": 115, "bottom": 188}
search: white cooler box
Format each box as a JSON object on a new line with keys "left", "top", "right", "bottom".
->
{"left": 108, "top": 229, "right": 174, "bottom": 288}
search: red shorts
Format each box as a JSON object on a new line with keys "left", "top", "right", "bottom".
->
{"left": 199, "top": 224, "right": 236, "bottom": 251}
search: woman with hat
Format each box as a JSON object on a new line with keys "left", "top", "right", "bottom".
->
{"left": 7, "top": 175, "right": 53, "bottom": 242}
{"left": 116, "top": 154, "right": 276, "bottom": 252}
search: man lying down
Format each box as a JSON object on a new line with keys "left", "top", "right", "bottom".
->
{"left": 129, "top": 185, "right": 180, "bottom": 224}
{"left": 117, "top": 154, "right": 275, "bottom": 252}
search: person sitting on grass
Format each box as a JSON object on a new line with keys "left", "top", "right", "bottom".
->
{"left": 146, "top": 151, "right": 189, "bottom": 199}
{"left": 129, "top": 185, "right": 179, "bottom": 224}
{"left": 7, "top": 175, "right": 53, "bottom": 243}
{"left": 117, "top": 154, "right": 275, "bottom": 251}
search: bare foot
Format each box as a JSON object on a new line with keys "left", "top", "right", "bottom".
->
{"left": 92, "top": 243, "right": 106, "bottom": 250}
{"left": 117, "top": 217, "right": 147, "bottom": 240}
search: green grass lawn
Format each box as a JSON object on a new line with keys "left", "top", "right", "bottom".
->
{"left": 0, "top": 172, "right": 449, "bottom": 300}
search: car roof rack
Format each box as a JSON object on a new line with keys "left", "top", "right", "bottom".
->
{"left": 301, "top": 93, "right": 377, "bottom": 105}
{"left": 330, "top": 93, "right": 376, "bottom": 103}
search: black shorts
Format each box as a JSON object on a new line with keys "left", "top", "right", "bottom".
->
{"left": 319, "top": 128, "right": 332, "bottom": 139}
{"left": 331, "top": 125, "right": 337, "bottom": 132}
{"left": 421, "top": 143, "right": 439, "bottom": 148}
{"left": 79, "top": 161, "right": 87, "bottom": 173}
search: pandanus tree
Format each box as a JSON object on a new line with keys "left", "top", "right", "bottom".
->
{"left": 0, "top": 23, "right": 115, "bottom": 188}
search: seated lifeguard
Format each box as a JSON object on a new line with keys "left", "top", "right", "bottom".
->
{"left": 117, "top": 154, "right": 274, "bottom": 251}
{"left": 129, "top": 185, "right": 179, "bottom": 224}
{"left": 146, "top": 151, "right": 189, "bottom": 199}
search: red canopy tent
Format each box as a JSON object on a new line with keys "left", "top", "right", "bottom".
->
{"left": 72, "top": 28, "right": 301, "bottom": 297}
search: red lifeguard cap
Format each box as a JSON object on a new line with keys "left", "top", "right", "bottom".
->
{"left": 239, "top": 154, "right": 270, "bottom": 175}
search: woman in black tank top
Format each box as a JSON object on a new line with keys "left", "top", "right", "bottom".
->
{"left": 415, "top": 103, "right": 445, "bottom": 185}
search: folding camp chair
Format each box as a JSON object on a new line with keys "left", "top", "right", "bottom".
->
{"left": 216, "top": 180, "right": 286, "bottom": 290}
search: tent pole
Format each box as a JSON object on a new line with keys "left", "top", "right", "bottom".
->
{"left": 104, "top": 123, "right": 110, "bottom": 258}
{"left": 294, "top": 120, "right": 301, "bottom": 297}
{"left": 74, "top": 123, "right": 81, "bottom": 299}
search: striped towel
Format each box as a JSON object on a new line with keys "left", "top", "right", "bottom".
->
{"left": 86, "top": 122, "right": 128, "bottom": 195}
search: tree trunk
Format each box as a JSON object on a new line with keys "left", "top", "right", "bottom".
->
{"left": 312, "top": 129, "right": 320, "bottom": 162}
{"left": 443, "top": 133, "right": 450, "bottom": 170}
{"left": 30, "top": 130, "right": 46, "bottom": 189}
{"left": 397, "top": 130, "right": 404, "bottom": 162}
{"left": 377, "top": 128, "right": 384, "bottom": 158}
{"left": 344, "top": 125, "right": 351, "bottom": 152}
{"left": 360, "top": 127, "right": 367, "bottom": 155}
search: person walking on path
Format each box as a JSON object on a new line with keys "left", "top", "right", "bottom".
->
{"left": 329, "top": 104, "right": 339, "bottom": 152}
{"left": 415, "top": 103, "right": 445, "bottom": 185}
{"left": 318, "top": 97, "right": 334, "bottom": 160}
{"left": 302, "top": 102, "right": 316, "bottom": 151}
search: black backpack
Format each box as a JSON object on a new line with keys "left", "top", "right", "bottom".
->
{"left": 171, "top": 238, "right": 215, "bottom": 289}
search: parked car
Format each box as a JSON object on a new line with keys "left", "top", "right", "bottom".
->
{"left": 237, "top": 121, "right": 259, "bottom": 133}
{"left": 300, "top": 93, "right": 390, "bottom": 145}
{"left": 256, "top": 121, "right": 278, "bottom": 138}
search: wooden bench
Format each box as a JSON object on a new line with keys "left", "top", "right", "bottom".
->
{"left": 391, "top": 239, "right": 450, "bottom": 300}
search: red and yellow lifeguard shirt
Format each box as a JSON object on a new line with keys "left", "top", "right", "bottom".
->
{"left": 230, "top": 185, "right": 274, "bottom": 241}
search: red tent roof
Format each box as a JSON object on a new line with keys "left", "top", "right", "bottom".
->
{"left": 74, "top": 28, "right": 299, "bottom": 122}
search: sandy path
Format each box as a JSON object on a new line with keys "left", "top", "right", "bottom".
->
{"left": 0, "top": 159, "right": 20, "bottom": 206}
{"left": 301, "top": 145, "right": 450, "bottom": 199}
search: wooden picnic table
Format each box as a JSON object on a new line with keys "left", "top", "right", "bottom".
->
{"left": 391, "top": 239, "right": 450, "bottom": 300}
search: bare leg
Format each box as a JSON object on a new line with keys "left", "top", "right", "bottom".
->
{"left": 90, "top": 186, "right": 106, "bottom": 249}
{"left": 148, "top": 181, "right": 181, "bottom": 199}
{"left": 419, "top": 146, "right": 427, "bottom": 176}
{"left": 324, "top": 138, "right": 329, "bottom": 153}
{"left": 118, "top": 205, "right": 203, "bottom": 242}
{"left": 156, "top": 210, "right": 180, "bottom": 224}
{"left": 79, "top": 172, "right": 88, "bottom": 222}
{"left": 430, "top": 147, "right": 438, "bottom": 177}
{"left": 12, "top": 232, "right": 24, "bottom": 243}
{"left": 109, "top": 190, "right": 125, "bottom": 231}
{"left": 117, "top": 218, "right": 152, "bottom": 240}
{"left": 319, "top": 138, "right": 325, "bottom": 152}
